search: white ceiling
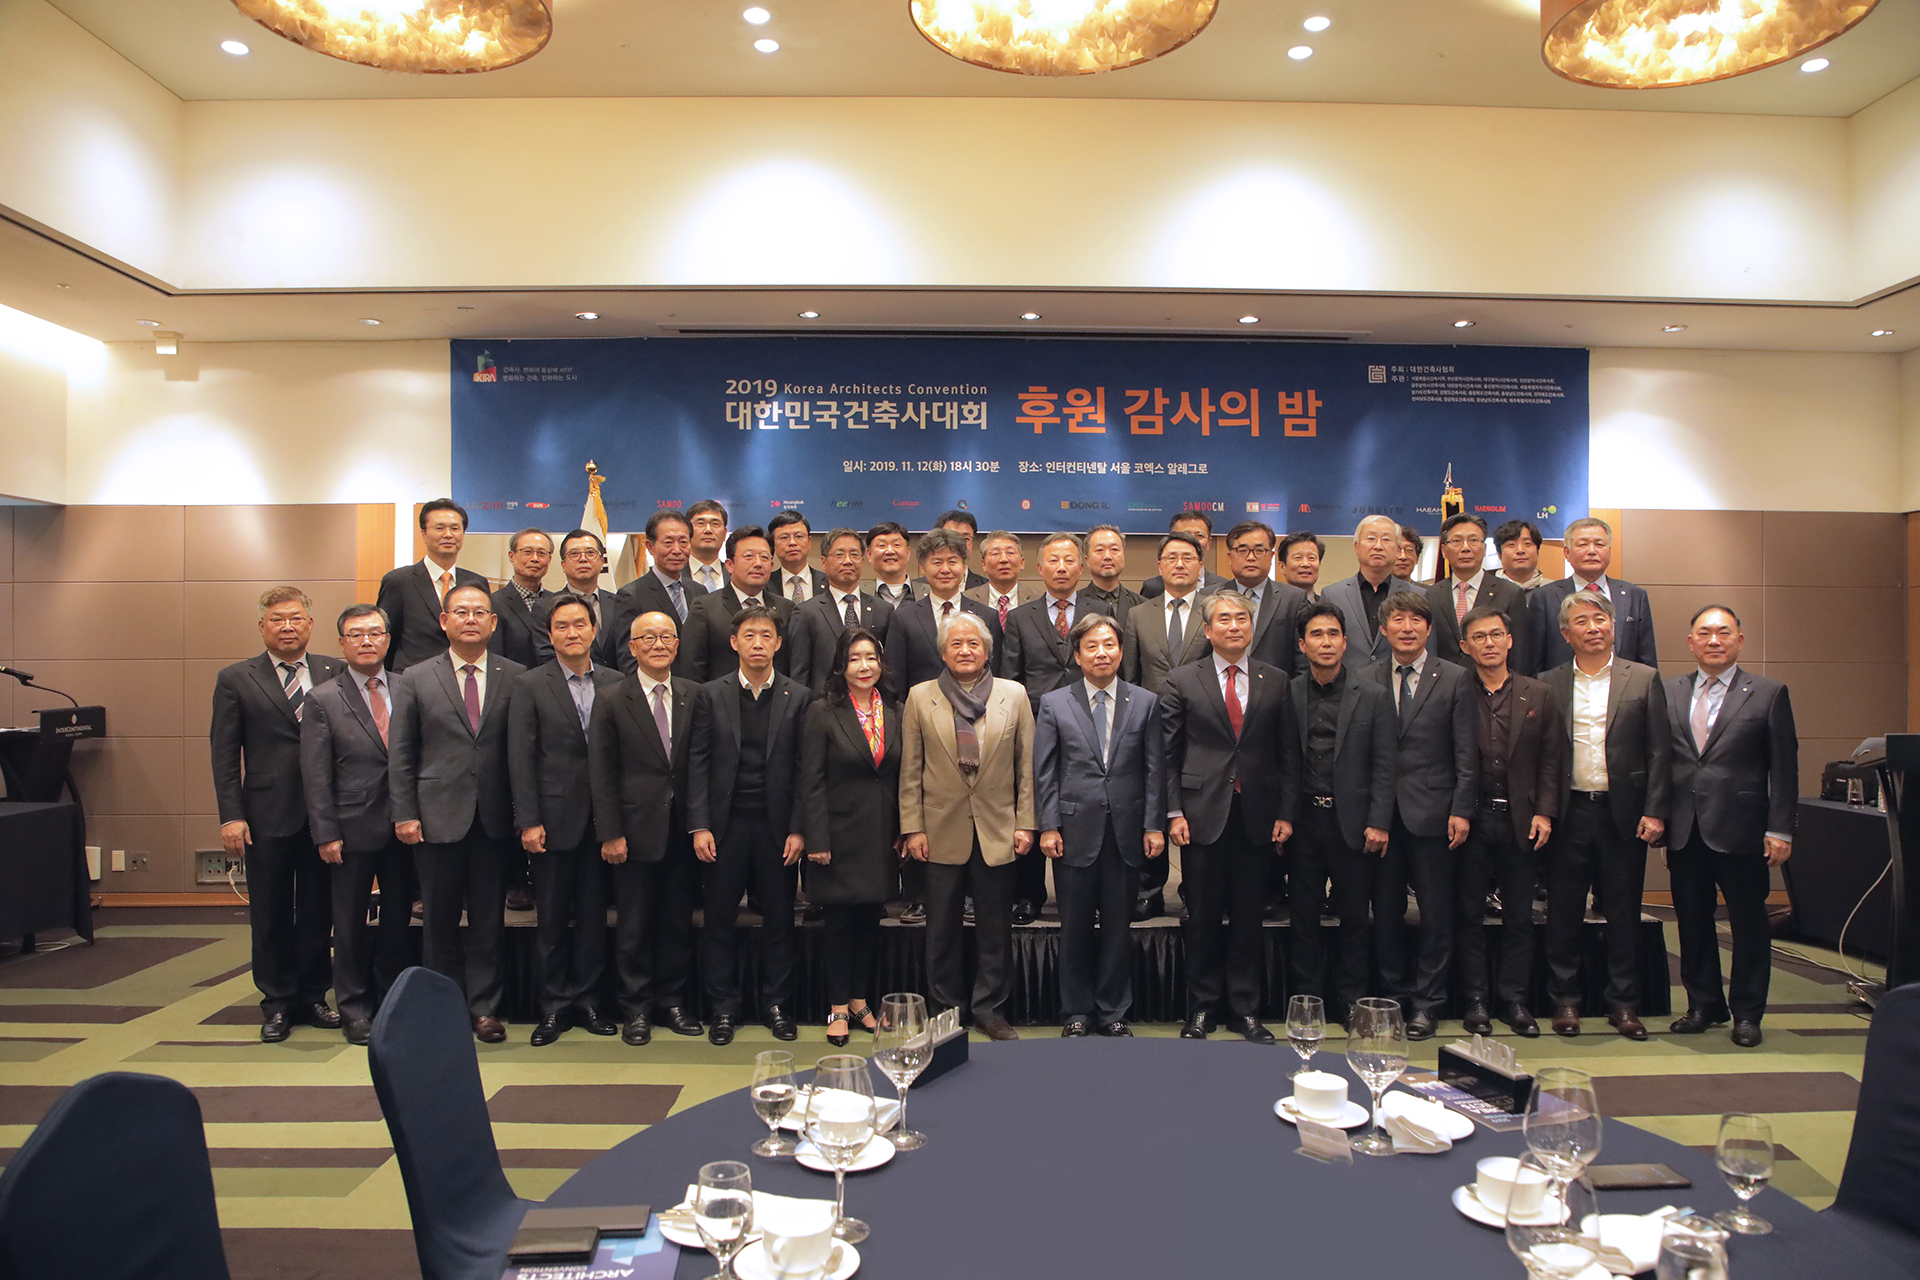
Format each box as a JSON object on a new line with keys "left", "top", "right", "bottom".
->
{"left": 45, "top": 0, "right": 1920, "bottom": 115}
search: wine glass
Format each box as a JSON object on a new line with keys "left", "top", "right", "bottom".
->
{"left": 1524, "top": 1066, "right": 1603, "bottom": 1184}
{"left": 1345, "top": 997, "right": 1409, "bottom": 1157}
{"left": 1286, "top": 994, "right": 1325, "bottom": 1079}
{"left": 1655, "top": 1216, "right": 1731, "bottom": 1280}
{"left": 1505, "top": 1153, "right": 1600, "bottom": 1280}
{"left": 693, "top": 1160, "right": 755, "bottom": 1280}
{"left": 750, "top": 1050, "right": 798, "bottom": 1157}
{"left": 804, "top": 1054, "right": 877, "bottom": 1244}
{"left": 873, "top": 993, "right": 931, "bottom": 1151}
{"left": 1714, "top": 1111, "right": 1775, "bottom": 1235}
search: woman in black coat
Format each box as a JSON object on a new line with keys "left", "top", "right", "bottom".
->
{"left": 797, "top": 626, "right": 902, "bottom": 1046}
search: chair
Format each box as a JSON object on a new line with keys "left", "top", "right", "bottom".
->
{"left": 368, "top": 966, "right": 532, "bottom": 1280}
{"left": 1832, "top": 981, "right": 1920, "bottom": 1243}
{"left": 0, "top": 1072, "right": 229, "bottom": 1280}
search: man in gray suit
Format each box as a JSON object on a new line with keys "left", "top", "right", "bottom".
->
{"left": 1035, "top": 613, "right": 1165, "bottom": 1037}
{"left": 1664, "top": 605, "right": 1798, "bottom": 1047}
{"left": 301, "top": 603, "right": 408, "bottom": 1045}
{"left": 213, "top": 586, "right": 347, "bottom": 1043}
{"left": 788, "top": 527, "right": 896, "bottom": 696}
{"left": 1529, "top": 517, "right": 1658, "bottom": 673}
{"left": 1541, "top": 589, "right": 1670, "bottom": 1040}
{"left": 1320, "top": 515, "right": 1417, "bottom": 671}
{"left": 1358, "top": 591, "right": 1478, "bottom": 1040}
{"left": 1121, "top": 532, "right": 1215, "bottom": 694}
{"left": 606, "top": 510, "right": 707, "bottom": 677}
{"left": 388, "top": 583, "right": 525, "bottom": 1042}
{"left": 1426, "top": 514, "right": 1534, "bottom": 676}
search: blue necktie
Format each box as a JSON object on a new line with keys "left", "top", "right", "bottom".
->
{"left": 667, "top": 580, "right": 687, "bottom": 622}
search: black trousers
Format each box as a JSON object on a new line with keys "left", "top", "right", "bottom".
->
{"left": 609, "top": 842, "right": 696, "bottom": 1018}
{"left": 700, "top": 809, "right": 795, "bottom": 1018}
{"left": 822, "top": 903, "right": 883, "bottom": 1007}
{"left": 1013, "top": 844, "right": 1050, "bottom": 910}
{"left": 1670, "top": 834, "right": 1773, "bottom": 1023}
{"left": 1056, "top": 824, "right": 1135, "bottom": 1024}
{"left": 1455, "top": 814, "right": 1537, "bottom": 1009}
{"left": 1288, "top": 804, "right": 1375, "bottom": 1022}
{"left": 1183, "top": 799, "right": 1267, "bottom": 1020}
{"left": 246, "top": 831, "right": 333, "bottom": 1018}
{"left": 1545, "top": 795, "right": 1648, "bottom": 1011}
{"left": 531, "top": 838, "right": 610, "bottom": 1020}
{"left": 330, "top": 838, "right": 414, "bottom": 1024}
{"left": 414, "top": 828, "right": 508, "bottom": 1020}
{"left": 924, "top": 839, "right": 1015, "bottom": 1019}
{"left": 1374, "top": 821, "right": 1453, "bottom": 1013}
{"left": 1137, "top": 849, "right": 1170, "bottom": 906}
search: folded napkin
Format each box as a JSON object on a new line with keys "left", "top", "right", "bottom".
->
{"left": 670, "top": 1185, "right": 837, "bottom": 1224}
{"left": 1594, "top": 1207, "right": 1681, "bottom": 1275}
{"left": 1379, "top": 1091, "right": 1453, "bottom": 1153}
{"left": 790, "top": 1087, "right": 901, "bottom": 1135}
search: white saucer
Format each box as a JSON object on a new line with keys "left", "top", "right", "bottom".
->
{"left": 795, "top": 1135, "right": 895, "bottom": 1174}
{"left": 659, "top": 1214, "right": 762, "bottom": 1251}
{"left": 1451, "top": 1184, "right": 1564, "bottom": 1229}
{"left": 735, "top": 1238, "right": 860, "bottom": 1280}
{"left": 1272, "top": 1096, "right": 1371, "bottom": 1129}
{"left": 1382, "top": 1090, "right": 1476, "bottom": 1141}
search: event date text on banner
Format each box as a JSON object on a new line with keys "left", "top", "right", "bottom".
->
{"left": 450, "top": 337, "right": 1588, "bottom": 536}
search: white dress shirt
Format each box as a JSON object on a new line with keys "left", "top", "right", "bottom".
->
{"left": 421, "top": 557, "right": 459, "bottom": 604}
{"left": 1391, "top": 650, "right": 1427, "bottom": 710}
{"left": 1570, "top": 659, "right": 1612, "bottom": 791}
{"left": 1045, "top": 593, "right": 1077, "bottom": 635}
{"left": 1449, "top": 569, "right": 1485, "bottom": 613}
{"left": 828, "top": 586, "right": 862, "bottom": 619}
{"left": 781, "top": 569, "right": 812, "bottom": 602}
{"left": 1570, "top": 573, "right": 1611, "bottom": 600}
{"left": 270, "top": 653, "right": 314, "bottom": 697}
{"left": 690, "top": 558, "right": 725, "bottom": 593}
{"left": 1163, "top": 590, "right": 1199, "bottom": 648}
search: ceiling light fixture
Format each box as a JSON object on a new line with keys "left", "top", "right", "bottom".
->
{"left": 910, "top": 0, "right": 1217, "bottom": 76}
{"left": 359, "top": 317, "right": 382, "bottom": 326}
{"left": 1020, "top": 312, "right": 1041, "bottom": 321}
{"left": 1303, "top": 15, "right": 1331, "bottom": 32}
{"left": 743, "top": 6, "right": 771, "bottom": 22}
{"left": 135, "top": 318, "right": 161, "bottom": 326}
{"left": 1801, "top": 57, "right": 1831, "bottom": 72}
{"left": 797, "top": 310, "right": 820, "bottom": 319}
{"left": 220, "top": 39, "right": 250, "bottom": 55}
{"left": 54, "top": 283, "right": 71, "bottom": 289}
{"left": 1287, "top": 45, "right": 1313, "bottom": 59}
{"left": 1871, "top": 329, "right": 1896, "bottom": 337}
{"left": 1541, "top": 0, "right": 1877, "bottom": 89}
{"left": 575, "top": 312, "right": 599, "bottom": 320}
{"left": 1238, "top": 315, "right": 1260, "bottom": 325}
{"left": 1663, "top": 324, "right": 1688, "bottom": 332}
{"left": 754, "top": 37, "right": 780, "bottom": 52}
{"left": 232, "top": 0, "right": 551, "bottom": 75}
{"left": 1453, "top": 319, "right": 1476, "bottom": 328}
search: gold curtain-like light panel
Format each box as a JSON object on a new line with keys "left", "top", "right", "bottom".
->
{"left": 232, "top": 0, "right": 552, "bottom": 75}
{"left": 909, "top": 0, "right": 1218, "bottom": 77}
{"left": 1541, "top": 0, "right": 1878, "bottom": 89}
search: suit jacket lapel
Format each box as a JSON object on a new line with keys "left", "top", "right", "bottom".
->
{"left": 766, "top": 681, "right": 798, "bottom": 762}
{"left": 1333, "top": 681, "right": 1360, "bottom": 758}
{"left": 340, "top": 673, "right": 385, "bottom": 753}
{"left": 1401, "top": 655, "right": 1439, "bottom": 735}
{"left": 1504, "top": 684, "right": 1531, "bottom": 757}
{"left": 248, "top": 654, "right": 301, "bottom": 725}
{"left": 829, "top": 699, "right": 872, "bottom": 771}
{"left": 478, "top": 658, "right": 511, "bottom": 732}
{"left": 412, "top": 563, "right": 444, "bottom": 625}
{"left": 973, "top": 688, "right": 1012, "bottom": 782}
{"left": 1068, "top": 679, "right": 1107, "bottom": 772}
{"left": 1604, "top": 661, "right": 1628, "bottom": 735}
{"left": 928, "top": 686, "right": 961, "bottom": 769}
{"left": 1702, "top": 669, "right": 1753, "bottom": 755}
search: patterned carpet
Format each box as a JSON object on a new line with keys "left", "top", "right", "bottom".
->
{"left": 0, "top": 906, "right": 1881, "bottom": 1279}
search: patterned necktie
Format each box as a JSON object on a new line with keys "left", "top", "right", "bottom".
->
{"left": 667, "top": 579, "right": 687, "bottom": 622}
{"left": 1692, "top": 674, "right": 1717, "bottom": 753}
{"left": 789, "top": 573, "right": 808, "bottom": 603}
{"left": 569, "top": 672, "right": 591, "bottom": 731}
{"left": 366, "top": 675, "right": 388, "bottom": 745}
{"left": 1167, "top": 599, "right": 1185, "bottom": 652}
{"left": 1055, "top": 599, "right": 1070, "bottom": 640}
{"left": 1456, "top": 580, "right": 1473, "bottom": 624}
{"left": 279, "top": 661, "right": 305, "bottom": 718}
{"left": 651, "top": 682, "right": 672, "bottom": 754}
{"left": 1584, "top": 580, "right": 1602, "bottom": 595}
{"left": 1224, "top": 664, "right": 1243, "bottom": 738}
{"left": 941, "top": 601, "right": 954, "bottom": 625}
{"left": 1091, "top": 689, "right": 1109, "bottom": 767}
{"left": 462, "top": 663, "right": 481, "bottom": 734}
{"left": 1398, "top": 663, "right": 1415, "bottom": 726}
{"left": 843, "top": 594, "right": 859, "bottom": 628}
{"left": 997, "top": 594, "right": 1011, "bottom": 628}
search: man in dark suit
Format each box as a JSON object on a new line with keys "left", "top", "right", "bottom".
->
{"left": 1358, "top": 591, "right": 1477, "bottom": 1039}
{"left": 1427, "top": 514, "right": 1534, "bottom": 676}
{"left": 212, "top": 586, "right": 347, "bottom": 1043}
{"left": 376, "top": 498, "right": 489, "bottom": 672}
{"left": 1082, "top": 524, "right": 1146, "bottom": 621}
{"left": 301, "top": 603, "right": 411, "bottom": 1045}
{"left": 1286, "top": 602, "right": 1398, "bottom": 1026}
{"left": 588, "top": 610, "right": 704, "bottom": 1046}
{"left": 1121, "top": 532, "right": 1215, "bottom": 694}
{"left": 681, "top": 526, "right": 797, "bottom": 683}
{"left": 606, "top": 511, "right": 706, "bottom": 677}
{"left": 1529, "top": 517, "right": 1658, "bottom": 673}
{"left": 388, "top": 583, "right": 524, "bottom": 1042}
{"left": 688, "top": 606, "right": 814, "bottom": 1044}
{"left": 685, "top": 498, "right": 731, "bottom": 595}
{"left": 1165, "top": 592, "right": 1297, "bottom": 1044}
{"left": 885, "top": 529, "right": 1003, "bottom": 691}
{"left": 769, "top": 508, "right": 830, "bottom": 606}
{"left": 533, "top": 529, "right": 624, "bottom": 670}
{"left": 1220, "top": 520, "right": 1308, "bottom": 676}
{"left": 1279, "top": 532, "right": 1324, "bottom": 602}
{"left": 1540, "top": 589, "right": 1670, "bottom": 1040}
{"left": 1140, "top": 511, "right": 1229, "bottom": 599}
{"left": 488, "top": 527, "right": 554, "bottom": 669}
{"left": 509, "top": 597, "right": 623, "bottom": 1046}
{"left": 1036, "top": 614, "right": 1165, "bottom": 1037}
{"left": 1320, "top": 515, "right": 1416, "bottom": 672}
{"left": 788, "top": 527, "right": 895, "bottom": 695}
{"left": 1453, "top": 605, "right": 1563, "bottom": 1038}
{"left": 909, "top": 510, "right": 989, "bottom": 594}
{"left": 1664, "top": 605, "right": 1798, "bottom": 1048}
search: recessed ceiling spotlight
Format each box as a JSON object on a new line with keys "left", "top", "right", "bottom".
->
{"left": 135, "top": 318, "right": 161, "bottom": 326}
{"left": 797, "top": 310, "right": 820, "bottom": 319}
{"left": 1453, "top": 319, "right": 1476, "bottom": 328}
{"left": 1662, "top": 324, "right": 1688, "bottom": 332}
{"left": 575, "top": 311, "right": 600, "bottom": 320}
{"left": 1800, "top": 57, "right": 1830, "bottom": 72}
{"left": 1238, "top": 315, "right": 1260, "bottom": 324}
{"left": 1020, "top": 312, "right": 1041, "bottom": 321}
{"left": 54, "top": 283, "right": 71, "bottom": 289}
{"left": 220, "top": 39, "right": 249, "bottom": 55}
{"left": 1303, "top": 16, "right": 1331, "bottom": 32}
{"left": 1871, "top": 328, "right": 1896, "bottom": 337}
{"left": 1287, "top": 45, "right": 1313, "bottom": 60}
{"left": 743, "top": 6, "right": 771, "bottom": 22}
{"left": 359, "top": 317, "right": 382, "bottom": 326}
{"left": 754, "top": 38, "right": 780, "bottom": 53}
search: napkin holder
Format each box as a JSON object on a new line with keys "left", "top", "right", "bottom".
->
{"left": 1437, "top": 1041, "right": 1532, "bottom": 1116}
{"left": 914, "top": 1008, "right": 970, "bottom": 1087}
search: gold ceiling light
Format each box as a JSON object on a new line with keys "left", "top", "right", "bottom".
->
{"left": 1541, "top": 0, "right": 1877, "bottom": 89}
{"left": 232, "top": 0, "right": 552, "bottom": 75}
{"left": 909, "top": 0, "right": 1218, "bottom": 77}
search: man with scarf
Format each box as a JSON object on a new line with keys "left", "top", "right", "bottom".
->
{"left": 900, "top": 610, "right": 1036, "bottom": 1040}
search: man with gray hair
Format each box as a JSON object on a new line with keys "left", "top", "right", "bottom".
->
{"left": 1319, "top": 515, "right": 1417, "bottom": 671}
{"left": 212, "top": 586, "right": 347, "bottom": 1043}
{"left": 966, "top": 529, "right": 1039, "bottom": 625}
{"left": 1529, "top": 516, "right": 1657, "bottom": 673}
{"left": 899, "top": 610, "right": 1036, "bottom": 1039}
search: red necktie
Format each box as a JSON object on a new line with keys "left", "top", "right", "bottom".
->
{"left": 462, "top": 663, "right": 482, "bottom": 734}
{"left": 1055, "top": 599, "right": 1070, "bottom": 639}
{"left": 367, "top": 675, "right": 389, "bottom": 746}
{"left": 1224, "top": 664, "right": 1244, "bottom": 738}
{"left": 997, "top": 594, "right": 1010, "bottom": 628}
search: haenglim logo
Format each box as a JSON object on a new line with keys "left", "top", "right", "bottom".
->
{"left": 1061, "top": 500, "right": 1108, "bottom": 510}
{"left": 831, "top": 499, "right": 865, "bottom": 509}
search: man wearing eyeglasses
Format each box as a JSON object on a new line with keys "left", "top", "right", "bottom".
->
{"left": 1221, "top": 520, "right": 1308, "bottom": 677}
{"left": 488, "top": 527, "right": 555, "bottom": 669}
{"left": 535, "top": 529, "right": 624, "bottom": 670}
{"left": 1425, "top": 514, "right": 1534, "bottom": 677}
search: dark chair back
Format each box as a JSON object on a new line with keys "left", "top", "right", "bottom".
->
{"left": 368, "top": 966, "right": 530, "bottom": 1280}
{"left": 1834, "top": 981, "right": 1920, "bottom": 1238}
{"left": 0, "top": 1072, "right": 229, "bottom": 1280}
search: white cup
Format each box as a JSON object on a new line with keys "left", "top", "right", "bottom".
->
{"left": 759, "top": 1199, "right": 836, "bottom": 1280}
{"left": 1291, "top": 1070, "right": 1348, "bottom": 1121}
{"left": 1475, "top": 1156, "right": 1550, "bottom": 1217}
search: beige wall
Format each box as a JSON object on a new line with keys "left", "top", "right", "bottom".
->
{"left": 0, "top": 316, "right": 74, "bottom": 503}
{"left": 1851, "top": 75, "right": 1920, "bottom": 298}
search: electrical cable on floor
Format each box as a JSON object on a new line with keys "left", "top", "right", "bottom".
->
{"left": 228, "top": 860, "right": 250, "bottom": 906}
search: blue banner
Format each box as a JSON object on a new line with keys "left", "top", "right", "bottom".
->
{"left": 450, "top": 337, "right": 1587, "bottom": 536}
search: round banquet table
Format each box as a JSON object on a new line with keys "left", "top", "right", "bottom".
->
{"left": 549, "top": 1038, "right": 1912, "bottom": 1279}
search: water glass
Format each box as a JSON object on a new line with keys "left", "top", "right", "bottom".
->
{"left": 1714, "top": 1111, "right": 1775, "bottom": 1235}
{"left": 750, "top": 1050, "right": 798, "bottom": 1158}
{"left": 1345, "top": 997, "right": 1408, "bottom": 1158}
{"left": 873, "top": 993, "right": 931, "bottom": 1151}
{"left": 804, "top": 1055, "right": 877, "bottom": 1244}
{"left": 1286, "top": 994, "right": 1325, "bottom": 1079}
{"left": 1655, "top": 1216, "right": 1731, "bottom": 1280}
{"left": 693, "top": 1160, "right": 754, "bottom": 1280}
{"left": 1504, "top": 1153, "right": 1600, "bottom": 1280}
{"left": 1524, "top": 1066, "right": 1603, "bottom": 1183}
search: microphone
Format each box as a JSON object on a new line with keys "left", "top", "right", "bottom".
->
{"left": 0, "top": 665, "right": 34, "bottom": 682}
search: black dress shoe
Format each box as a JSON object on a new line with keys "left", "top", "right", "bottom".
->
{"left": 580, "top": 1009, "right": 619, "bottom": 1036}
{"left": 474, "top": 1016, "right": 507, "bottom": 1043}
{"left": 802, "top": 902, "right": 825, "bottom": 923}
{"left": 766, "top": 1006, "right": 798, "bottom": 1041}
{"left": 343, "top": 1018, "right": 373, "bottom": 1046}
{"left": 973, "top": 1012, "right": 1019, "bottom": 1041}
{"left": 1130, "top": 892, "right": 1165, "bottom": 923}
{"left": 1100, "top": 1021, "right": 1133, "bottom": 1037}
{"left": 1461, "top": 1002, "right": 1493, "bottom": 1035}
{"left": 622, "top": 1015, "right": 652, "bottom": 1046}
{"left": 1061, "top": 1020, "right": 1091, "bottom": 1037}
{"left": 301, "top": 1002, "right": 343, "bottom": 1030}
{"left": 709, "top": 1016, "right": 736, "bottom": 1046}
{"left": 260, "top": 1012, "right": 291, "bottom": 1043}
{"left": 1407, "top": 1010, "right": 1438, "bottom": 1041}
{"left": 1505, "top": 1004, "right": 1540, "bottom": 1038}
{"left": 1232, "top": 1016, "right": 1276, "bottom": 1045}
{"left": 1011, "top": 898, "right": 1037, "bottom": 926}
{"left": 1730, "top": 1020, "right": 1763, "bottom": 1047}
{"left": 504, "top": 887, "right": 536, "bottom": 913}
{"left": 1608, "top": 1008, "right": 1649, "bottom": 1041}
{"left": 1180, "top": 1010, "right": 1214, "bottom": 1039}
{"left": 1669, "top": 1007, "right": 1731, "bottom": 1035}
{"left": 530, "top": 1014, "right": 567, "bottom": 1047}
{"left": 657, "top": 1006, "right": 703, "bottom": 1037}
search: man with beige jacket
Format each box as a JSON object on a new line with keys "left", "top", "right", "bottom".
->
{"left": 900, "top": 610, "right": 1036, "bottom": 1040}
